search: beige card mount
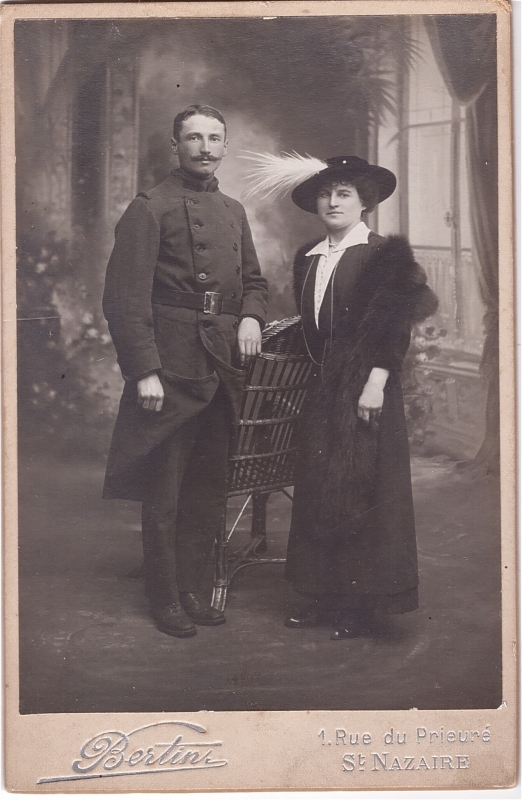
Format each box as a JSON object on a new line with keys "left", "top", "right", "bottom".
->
{"left": 1, "top": 0, "right": 516, "bottom": 792}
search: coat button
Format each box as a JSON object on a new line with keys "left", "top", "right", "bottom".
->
{"left": 233, "top": 243, "right": 238, "bottom": 251}
{"left": 230, "top": 222, "right": 235, "bottom": 228}
{"left": 224, "top": 201, "right": 229, "bottom": 207}
{"left": 194, "top": 224, "right": 202, "bottom": 230}
{"left": 186, "top": 198, "right": 194, "bottom": 205}
{"left": 236, "top": 266, "right": 240, "bottom": 274}
{"left": 231, "top": 292, "right": 236, "bottom": 299}
{"left": 198, "top": 272, "right": 208, "bottom": 280}
{"left": 196, "top": 244, "right": 206, "bottom": 252}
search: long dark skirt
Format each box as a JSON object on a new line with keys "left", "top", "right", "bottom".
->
{"left": 284, "top": 369, "right": 419, "bottom": 614}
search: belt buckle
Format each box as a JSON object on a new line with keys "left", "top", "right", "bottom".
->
{"left": 203, "top": 292, "right": 223, "bottom": 315}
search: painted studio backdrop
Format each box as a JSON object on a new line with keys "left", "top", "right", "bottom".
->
{"left": 15, "top": 15, "right": 501, "bottom": 714}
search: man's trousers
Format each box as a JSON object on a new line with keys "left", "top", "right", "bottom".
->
{"left": 141, "top": 386, "right": 230, "bottom": 608}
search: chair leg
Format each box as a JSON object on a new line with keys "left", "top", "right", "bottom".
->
{"left": 211, "top": 584, "right": 227, "bottom": 613}
{"left": 212, "top": 513, "right": 229, "bottom": 612}
{"left": 251, "top": 493, "right": 269, "bottom": 554}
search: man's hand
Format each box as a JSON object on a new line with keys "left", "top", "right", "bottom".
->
{"left": 237, "top": 317, "right": 262, "bottom": 365}
{"left": 137, "top": 371, "right": 164, "bottom": 412}
{"left": 357, "top": 367, "right": 389, "bottom": 425}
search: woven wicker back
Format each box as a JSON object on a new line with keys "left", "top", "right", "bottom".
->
{"left": 227, "top": 318, "right": 313, "bottom": 497}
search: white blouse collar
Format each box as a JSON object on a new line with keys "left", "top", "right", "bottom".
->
{"left": 306, "top": 221, "right": 371, "bottom": 257}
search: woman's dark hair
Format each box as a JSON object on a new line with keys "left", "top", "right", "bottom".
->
{"left": 318, "top": 172, "right": 381, "bottom": 214}
{"left": 172, "top": 105, "right": 227, "bottom": 141}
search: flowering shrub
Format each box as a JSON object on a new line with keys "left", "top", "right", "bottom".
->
{"left": 402, "top": 323, "right": 447, "bottom": 450}
{"left": 17, "top": 231, "right": 121, "bottom": 458}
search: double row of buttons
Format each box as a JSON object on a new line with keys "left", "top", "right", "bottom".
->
{"left": 198, "top": 268, "right": 240, "bottom": 281}
{"left": 188, "top": 196, "right": 240, "bottom": 280}
{"left": 192, "top": 226, "right": 237, "bottom": 243}
{"left": 187, "top": 198, "right": 232, "bottom": 210}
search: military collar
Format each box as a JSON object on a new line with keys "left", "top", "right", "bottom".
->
{"left": 170, "top": 168, "right": 219, "bottom": 193}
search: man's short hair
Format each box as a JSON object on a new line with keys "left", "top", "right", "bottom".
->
{"left": 172, "top": 105, "right": 227, "bottom": 141}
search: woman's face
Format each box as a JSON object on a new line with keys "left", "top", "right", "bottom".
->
{"left": 316, "top": 182, "right": 365, "bottom": 235}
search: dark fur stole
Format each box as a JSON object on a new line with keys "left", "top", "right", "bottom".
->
{"left": 294, "top": 235, "right": 438, "bottom": 528}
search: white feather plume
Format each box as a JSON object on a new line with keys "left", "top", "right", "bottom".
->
{"left": 240, "top": 151, "right": 328, "bottom": 201}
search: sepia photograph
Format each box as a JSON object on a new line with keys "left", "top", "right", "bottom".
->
{"left": 2, "top": 0, "right": 516, "bottom": 792}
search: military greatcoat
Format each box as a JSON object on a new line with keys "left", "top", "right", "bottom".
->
{"left": 102, "top": 168, "right": 268, "bottom": 501}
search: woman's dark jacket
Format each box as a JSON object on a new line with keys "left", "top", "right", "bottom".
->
{"left": 284, "top": 232, "right": 438, "bottom": 608}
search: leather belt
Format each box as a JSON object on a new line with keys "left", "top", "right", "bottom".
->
{"left": 152, "top": 289, "right": 241, "bottom": 316}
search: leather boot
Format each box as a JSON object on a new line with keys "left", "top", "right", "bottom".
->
{"left": 151, "top": 602, "right": 197, "bottom": 638}
{"left": 179, "top": 592, "right": 226, "bottom": 626}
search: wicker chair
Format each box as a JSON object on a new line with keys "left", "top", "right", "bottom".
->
{"left": 212, "top": 317, "right": 312, "bottom": 611}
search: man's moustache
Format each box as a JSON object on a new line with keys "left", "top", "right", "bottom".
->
{"left": 193, "top": 156, "right": 218, "bottom": 162}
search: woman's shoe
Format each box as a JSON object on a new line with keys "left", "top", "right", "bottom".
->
{"left": 330, "top": 622, "right": 362, "bottom": 640}
{"left": 284, "top": 601, "right": 332, "bottom": 628}
{"left": 330, "top": 609, "right": 376, "bottom": 640}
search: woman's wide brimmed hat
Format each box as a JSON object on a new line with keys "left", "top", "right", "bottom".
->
{"left": 291, "top": 155, "right": 397, "bottom": 213}
{"left": 241, "top": 152, "right": 396, "bottom": 214}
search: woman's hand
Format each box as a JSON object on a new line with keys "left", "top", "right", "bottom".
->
{"left": 357, "top": 367, "right": 389, "bottom": 424}
{"left": 137, "top": 371, "right": 164, "bottom": 412}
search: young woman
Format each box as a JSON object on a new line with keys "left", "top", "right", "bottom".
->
{"left": 283, "top": 155, "right": 439, "bottom": 639}
{"left": 244, "top": 153, "right": 437, "bottom": 640}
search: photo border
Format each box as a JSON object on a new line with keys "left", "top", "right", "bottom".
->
{"left": 1, "top": 0, "right": 517, "bottom": 791}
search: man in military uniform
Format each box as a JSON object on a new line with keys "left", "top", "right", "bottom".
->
{"left": 102, "top": 105, "right": 268, "bottom": 637}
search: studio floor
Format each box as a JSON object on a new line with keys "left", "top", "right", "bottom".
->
{"left": 18, "top": 452, "right": 502, "bottom": 714}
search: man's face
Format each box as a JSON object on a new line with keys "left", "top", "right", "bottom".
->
{"left": 172, "top": 114, "right": 228, "bottom": 178}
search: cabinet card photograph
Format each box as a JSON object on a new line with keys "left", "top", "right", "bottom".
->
{"left": 2, "top": 0, "right": 516, "bottom": 792}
